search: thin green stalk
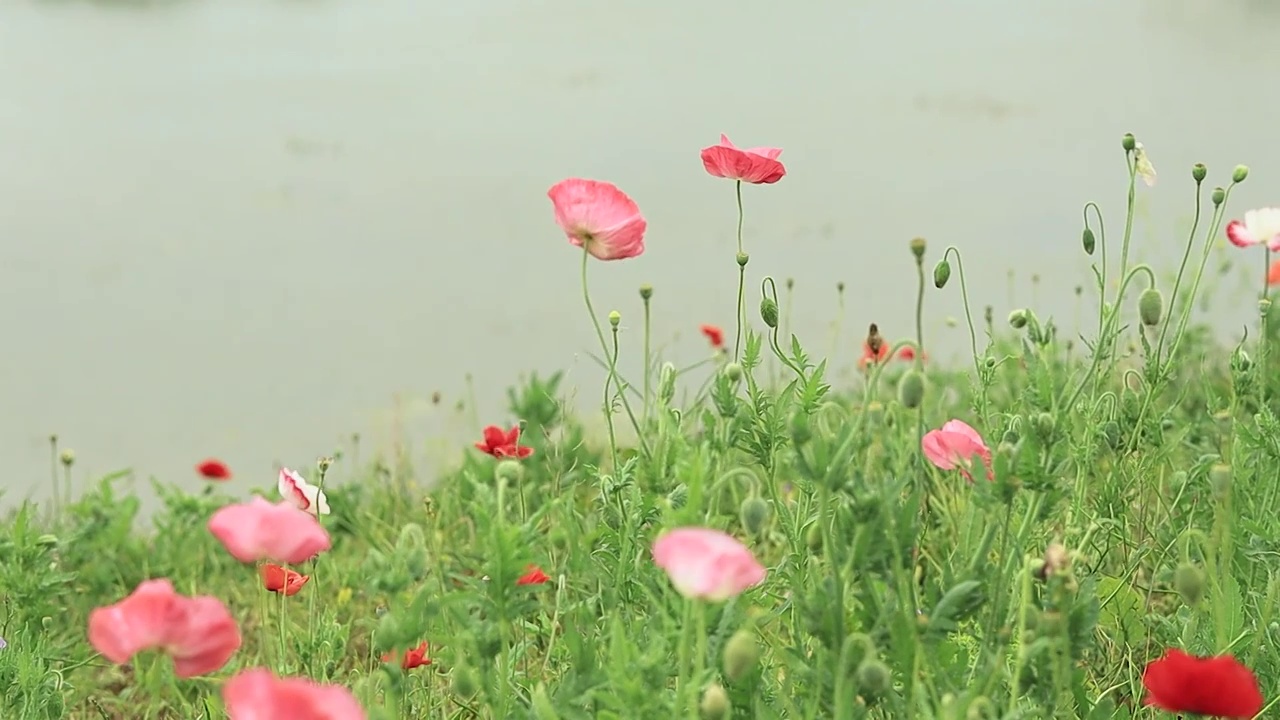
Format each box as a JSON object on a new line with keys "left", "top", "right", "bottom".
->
{"left": 732, "top": 181, "right": 746, "bottom": 361}
{"left": 692, "top": 603, "right": 708, "bottom": 718}
{"left": 1260, "top": 247, "right": 1271, "bottom": 406}
{"left": 1153, "top": 181, "right": 1204, "bottom": 364}
{"left": 913, "top": 251, "right": 926, "bottom": 447}
{"left": 643, "top": 292, "right": 653, "bottom": 425}
{"left": 579, "top": 247, "right": 649, "bottom": 460}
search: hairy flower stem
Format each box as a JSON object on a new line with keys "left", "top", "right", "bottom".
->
{"left": 732, "top": 181, "right": 746, "bottom": 361}
{"left": 580, "top": 247, "right": 649, "bottom": 462}
{"left": 642, "top": 292, "right": 653, "bottom": 426}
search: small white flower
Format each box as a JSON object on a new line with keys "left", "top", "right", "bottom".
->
{"left": 1226, "top": 208, "right": 1280, "bottom": 250}
{"left": 277, "top": 467, "right": 331, "bottom": 517}
{"left": 1134, "top": 142, "right": 1157, "bottom": 187}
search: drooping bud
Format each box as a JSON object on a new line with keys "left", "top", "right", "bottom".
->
{"left": 1122, "top": 133, "right": 1136, "bottom": 152}
{"left": 736, "top": 252, "right": 749, "bottom": 268}
{"left": 1192, "top": 163, "right": 1207, "bottom": 182}
{"left": 805, "top": 524, "right": 823, "bottom": 554}
{"left": 909, "top": 237, "right": 927, "bottom": 262}
{"left": 639, "top": 284, "right": 653, "bottom": 301}
{"left": 856, "top": 659, "right": 892, "bottom": 697}
{"left": 723, "top": 628, "right": 761, "bottom": 682}
{"left": 760, "top": 296, "right": 779, "bottom": 328}
{"left": 1173, "top": 563, "right": 1205, "bottom": 605}
{"left": 740, "top": 497, "right": 771, "bottom": 537}
{"left": 1031, "top": 412, "right": 1056, "bottom": 440}
{"left": 1138, "top": 288, "right": 1164, "bottom": 327}
{"left": 1231, "top": 348, "right": 1252, "bottom": 373}
{"left": 933, "top": 259, "right": 952, "bottom": 289}
{"left": 898, "top": 371, "right": 925, "bottom": 409}
{"left": 1233, "top": 164, "right": 1250, "bottom": 183}
{"left": 608, "top": 310, "right": 621, "bottom": 328}
{"left": 1081, "top": 227, "right": 1096, "bottom": 255}
{"left": 699, "top": 683, "right": 730, "bottom": 720}
{"left": 1008, "top": 309, "right": 1028, "bottom": 329}
{"left": 789, "top": 410, "right": 812, "bottom": 447}
{"left": 1212, "top": 187, "right": 1226, "bottom": 206}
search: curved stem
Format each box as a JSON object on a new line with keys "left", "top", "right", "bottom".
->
{"left": 581, "top": 248, "right": 622, "bottom": 469}
{"left": 761, "top": 277, "right": 805, "bottom": 380}
{"left": 1083, "top": 202, "right": 1108, "bottom": 339}
{"left": 733, "top": 181, "right": 747, "bottom": 362}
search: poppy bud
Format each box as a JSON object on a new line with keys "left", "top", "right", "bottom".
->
{"left": 639, "top": 284, "right": 653, "bottom": 301}
{"left": 1008, "top": 310, "right": 1028, "bottom": 330}
{"left": 1261, "top": 298, "right": 1272, "bottom": 317}
{"left": 837, "top": 281, "right": 846, "bottom": 293}
{"left": 724, "top": 363, "right": 743, "bottom": 383}
{"left": 806, "top": 524, "right": 823, "bottom": 555}
{"left": 740, "top": 497, "right": 771, "bottom": 537}
{"left": 495, "top": 459, "right": 524, "bottom": 484}
{"left": 667, "top": 483, "right": 689, "bottom": 510}
{"left": 532, "top": 683, "right": 562, "bottom": 720}
{"left": 1121, "top": 133, "right": 1136, "bottom": 152}
{"left": 608, "top": 310, "right": 621, "bottom": 328}
{"left": 933, "top": 259, "right": 952, "bottom": 289}
{"left": 983, "top": 356, "right": 996, "bottom": 370}
{"left": 790, "top": 410, "right": 812, "bottom": 447}
{"left": 35, "top": 534, "right": 58, "bottom": 548}
{"left": 966, "top": 697, "right": 996, "bottom": 720}
{"left": 60, "top": 449, "right": 75, "bottom": 467}
{"left": 1100, "top": 421, "right": 1122, "bottom": 450}
{"left": 1233, "top": 164, "right": 1250, "bottom": 183}
{"left": 723, "top": 628, "right": 760, "bottom": 682}
{"left": 1209, "top": 463, "right": 1232, "bottom": 499}
{"left": 909, "top": 237, "right": 927, "bottom": 261}
{"left": 898, "top": 371, "right": 925, "bottom": 409}
{"left": 1081, "top": 227, "right": 1096, "bottom": 255}
{"left": 1192, "top": 163, "right": 1207, "bottom": 182}
{"left": 786, "top": 277, "right": 794, "bottom": 290}
{"left": 856, "top": 659, "right": 892, "bottom": 697}
{"left": 1173, "top": 562, "right": 1205, "bottom": 605}
{"left": 736, "top": 252, "right": 749, "bottom": 268}
{"left": 1212, "top": 186, "right": 1225, "bottom": 206}
{"left": 1138, "top": 288, "right": 1163, "bottom": 326}
{"left": 866, "top": 401, "right": 884, "bottom": 424}
{"left": 1001, "top": 428, "right": 1019, "bottom": 445}
{"left": 760, "top": 297, "right": 779, "bottom": 328}
{"left": 699, "top": 683, "right": 731, "bottom": 720}
{"left": 658, "top": 362, "right": 677, "bottom": 404}
{"left": 1032, "top": 412, "right": 1055, "bottom": 440}
{"left": 451, "top": 666, "right": 479, "bottom": 699}
{"left": 1231, "top": 348, "right": 1252, "bottom": 373}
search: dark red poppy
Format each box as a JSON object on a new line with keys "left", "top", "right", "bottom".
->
{"left": 474, "top": 425, "right": 534, "bottom": 459}
{"left": 700, "top": 324, "right": 725, "bottom": 349}
{"left": 382, "top": 641, "right": 431, "bottom": 670}
{"left": 1142, "top": 649, "right": 1263, "bottom": 718}
{"left": 196, "top": 459, "right": 232, "bottom": 480}
{"left": 259, "top": 563, "right": 309, "bottom": 596}
{"left": 896, "top": 346, "right": 926, "bottom": 362}
{"left": 857, "top": 341, "right": 890, "bottom": 370}
{"left": 516, "top": 564, "right": 550, "bottom": 586}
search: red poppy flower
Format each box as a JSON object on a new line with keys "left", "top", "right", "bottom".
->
{"left": 1142, "top": 649, "right": 1263, "bottom": 718}
{"left": 858, "top": 340, "right": 891, "bottom": 370}
{"left": 700, "top": 324, "right": 725, "bottom": 349}
{"left": 516, "top": 564, "right": 550, "bottom": 586}
{"left": 259, "top": 563, "right": 309, "bottom": 597}
{"left": 474, "top": 425, "right": 534, "bottom": 459}
{"left": 896, "top": 346, "right": 926, "bottom": 362}
{"left": 196, "top": 459, "right": 232, "bottom": 481}
{"left": 382, "top": 641, "right": 431, "bottom": 670}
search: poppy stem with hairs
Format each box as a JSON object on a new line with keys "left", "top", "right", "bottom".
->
{"left": 578, "top": 246, "right": 651, "bottom": 460}
{"left": 1260, "top": 247, "right": 1271, "bottom": 406}
{"left": 733, "top": 180, "right": 746, "bottom": 361}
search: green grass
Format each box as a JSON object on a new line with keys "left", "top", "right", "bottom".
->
{"left": 3, "top": 136, "right": 1278, "bottom": 719}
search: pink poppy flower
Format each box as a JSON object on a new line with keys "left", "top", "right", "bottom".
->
{"left": 87, "top": 579, "right": 241, "bottom": 678}
{"left": 278, "top": 467, "right": 330, "bottom": 516}
{"left": 922, "top": 419, "right": 993, "bottom": 482}
{"left": 700, "top": 134, "right": 786, "bottom": 185}
{"left": 1226, "top": 208, "right": 1280, "bottom": 249}
{"left": 208, "top": 496, "right": 332, "bottom": 564}
{"left": 652, "top": 527, "right": 766, "bottom": 601}
{"left": 547, "top": 178, "right": 647, "bottom": 261}
{"left": 223, "top": 668, "right": 367, "bottom": 720}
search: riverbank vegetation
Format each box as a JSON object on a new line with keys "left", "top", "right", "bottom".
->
{"left": 2, "top": 133, "right": 1277, "bottom": 719}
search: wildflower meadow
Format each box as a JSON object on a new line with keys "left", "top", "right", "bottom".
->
{"left": 4, "top": 132, "right": 1280, "bottom": 719}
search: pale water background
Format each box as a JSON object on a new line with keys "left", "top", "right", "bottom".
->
{"left": 3, "top": 0, "right": 1279, "bottom": 511}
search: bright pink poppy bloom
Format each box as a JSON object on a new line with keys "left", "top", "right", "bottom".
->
{"left": 1226, "top": 208, "right": 1280, "bottom": 249}
{"left": 87, "top": 579, "right": 240, "bottom": 678}
{"left": 652, "top": 527, "right": 766, "bottom": 601}
{"left": 700, "top": 134, "right": 786, "bottom": 185}
{"left": 921, "top": 419, "right": 993, "bottom": 482}
{"left": 1142, "top": 649, "right": 1263, "bottom": 718}
{"left": 547, "top": 178, "right": 647, "bottom": 261}
{"left": 223, "top": 668, "right": 367, "bottom": 720}
{"left": 278, "top": 467, "right": 330, "bottom": 516}
{"left": 208, "top": 496, "right": 332, "bottom": 565}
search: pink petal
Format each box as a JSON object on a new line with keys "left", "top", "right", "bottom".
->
{"left": 1226, "top": 220, "right": 1256, "bottom": 248}
{"left": 652, "top": 527, "right": 765, "bottom": 601}
{"left": 224, "top": 669, "right": 367, "bottom": 720}
{"left": 208, "top": 497, "right": 331, "bottom": 565}
{"left": 547, "top": 178, "right": 647, "bottom": 261}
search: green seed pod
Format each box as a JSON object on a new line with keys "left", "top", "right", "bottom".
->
{"left": 1192, "top": 163, "right": 1207, "bottom": 182}
{"left": 1122, "top": 133, "right": 1136, "bottom": 152}
{"left": 1173, "top": 563, "right": 1205, "bottom": 606}
{"left": 736, "top": 252, "right": 749, "bottom": 268}
{"left": 740, "top": 497, "right": 771, "bottom": 537}
{"left": 699, "top": 683, "right": 731, "bottom": 720}
{"left": 1081, "top": 227, "right": 1096, "bottom": 255}
{"left": 933, "top": 259, "right": 952, "bottom": 289}
{"left": 723, "top": 629, "right": 761, "bottom": 682}
{"left": 1138, "top": 288, "right": 1164, "bottom": 326}
{"left": 638, "top": 284, "right": 653, "bottom": 301}
{"left": 1212, "top": 187, "right": 1226, "bottom": 206}
{"left": 608, "top": 310, "right": 621, "bottom": 328}
{"left": 1233, "top": 164, "right": 1250, "bottom": 183}
{"left": 760, "top": 296, "right": 779, "bottom": 328}
{"left": 898, "top": 371, "right": 925, "bottom": 409}
{"left": 910, "top": 237, "right": 927, "bottom": 261}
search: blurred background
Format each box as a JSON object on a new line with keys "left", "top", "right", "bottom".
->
{"left": 2, "top": 0, "right": 1278, "bottom": 508}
